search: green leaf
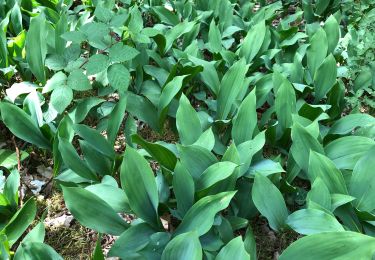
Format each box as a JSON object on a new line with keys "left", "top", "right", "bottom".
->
{"left": 108, "top": 223, "right": 156, "bottom": 258}
{"left": 92, "top": 234, "right": 105, "bottom": 260}
{"left": 120, "top": 147, "right": 159, "bottom": 227}
{"left": 4, "top": 198, "right": 36, "bottom": 246}
{"left": 196, "top": 162, "right": 237, "bottom": 191}
{"left": 0, "top": 149, "right": 28, "bottom": 169}
{"left": 43, "top": 71, "right": 67, "bottom": 93}
{"left": 275, "top": 76, "right": 296, "bottom": 129}
{"left": 61, "top": 31, "right": 86, "bottom": 43}
{"left": 324, "top": 15, "right": 340, "bottom": 53}
{"left": 74, "top": 124, "right": 115, "bottom": 158}
{"left": 247, "top": 159, "right": 285, "bottom": 177}
{"left": 176, "top": 94, "right": 202, "bottom": 145}
{"left": 178, "top": 145, "right": 218, "bottom": 180}
{"left": 3, "top": 170, "right": 19, "bottom": 209}
{"left": 67, "top": 69, "right": 91, "bottom": 91}
{"left": 232, "top": 88, "right": 257, "bottom": 144}
{"left": 307, "top": 178, "right": 331, "bottom": 210}
{"left": 107, "top": 64, "right": 130, "bottom": 92}
{"left": 58, "top": 137, "right": 98, "bottom": 181}
{"left": 350, "top": 147, "right": 375, "bottom": 212}
{"left": 207, "top": 20, "right": 222, "bottom": 53}
{"left": 239, "top": 21, "right": 266, "bottom": 63}
{"left": 153, "top": 6, "right": 179, "bottom": 26}
{"left": 80, "top": 140, "right": 112, "bottom": 176}
{"left": 62, "top": 186, "right": 129, "bottom": 235}
{"left": 158, "top": 75, "right": 187, "bottom": 125}
{"left": 108, "top": 43, "right": 140, "bottom": 63}
{"left": 50, "top": 86, "right": 73, "bottom": 114}
{"left": 325, "top": 136, "right": 375, "bottom": 170}
{"left": 132, "top": 134, "right": 177, "bottom": 171}
{"left": 252, "top": 174, "right": 288, "bottom": 231}
{"left": 308, "top": 151, "right": 347, "bottom": 194}
{"left": 26, "top": 13, "right": 47, "bottom": 83}
{"left": 290, "top": 123, "right": 324, "bottom": 173}
{"left": 313, "top": 54, "right": 337, "bottom": 102}
{"left": 85, "top": 184, "right": 129, "bottom": 213}
{"left": 0, "top": 102, "right": 50, "bottom": 149}
{"left": 173, "top": 162, "right": 195, "bottom": 218}
{"left": 237, "top": 131, "right": 265, "bottom": 176}
{"left": 16, "top": 242, "right": 63, "bottom": 260}
{"left": 328, "top": 114, "right": 375, "bottom": 135}
{"left": 217, "top": 58, "right": 249, "bottom": 120}
{"left": 287, "top": 209, "right": 344, "bottom": 235}
{"left": 107, "top": 95, "right": 127, "bottom": 146}
{"left": 21, "top": 221, "right": 45, "bottom": 244}
{"left": 161, "top": 232, "right": 202, "bottom": 260}
{"left": 315, "top": 0, "right": 330, "bottom": 15}
{"left": 85, "top": 54, "right": 109, "bottom": 75}
{"left": 307, "top": 28, "right": 328, "bottom": 78}
{"left": 174, "top": 191, "right": 236, "bottom": 236}
{"left": 216, "top": 236, "right": 250, "bottom": 260}
{"left": 244, "top": 227, "right": 257, "bottom": 260}
{"left": 279, "top": 232, "right": 375, "bottom": 260}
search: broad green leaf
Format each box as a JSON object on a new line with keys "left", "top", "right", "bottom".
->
{"left": 207, "top": 20, "right": 222, "bottom": 53}
{"left": 239, "top": 21, "right": 266, "bottom": 63}
{"left": 252, "top": 174, "right": 288, "bottom": 231}
{"left": 50, "top": 86, "right": 73, "bottom": 114}
{"left": 290, "top": 123, "right": 324, "bottom": 172}
{"left": 307, "top": 178, "right": 331, "bottom": 210}
{"left": 3, "top": 170, "right": 19, "bottom": 209}
{"left": 127, "top": 92, "right": 159, "bottom": 130}
{"left": 176, "top": 94, "right": 202, "bottom": 145}
{"left": 196, "top": 162, "right": 237, "bottom": 191}
{"left": 0, "top": 149, "right": 28, "bottom": 169}
{"left": 70, "top": 97, "right": 104, "bottom": 123}
{"left": 26, "top": 13, "right": 47, "bottom": 83}
{"left": 173, "top": 162, "right": 195, "bottom": 218}
{"left": 244, "top": 227, "right": 257, "bottom": 260}
{"left": 85, "top": 184, "right": 129, "bottom": 213}
{"left": 108, "top": 43, "right": 140, "bottom": 63}
{"left": 80, "top": 140, "right": 112, "bottom": 176}
{"left": 158, "top": 75, "right": 187, "bottom": 125}
{"left": 188, "top": 55, "right": 220, "bottom": 95}
{"left": 132, "top": 134, "right": 177, "bottom": 171}
{"left": 58, "top": 137, "right": 98, "bottom": 181}
{"left": 313, "top": 54, "right": 337, "bottom": 102}
{"left": 350, "top": 147, "right": 375, "bottom": 212}
{"left": 108, "top": 223, "right": 156, "bottom": 258}
{"left": 217, "top": 58, "right": 249, "bottom": 120}
{"left": 275, "top": 77, "right": 296, "bottom": 129}
{"left": 279, "top": 232, "right": 375, "bottom": 260}
{"left": 4, "top": 198, "right": 36, "bottom": 246}
{"left": 247, "top": 159, "right": 285, "bottom": 177}
{"left": 308, "top": 151, "right": 347, "bottom": 194}
{"left": 216, "top": 236, "right": 250, "bottom": 260}
{"left": 120, "top": 147, "right": 159, "bottom": 227}
{"left": 92, "top": 234, "right": 105, "bottom": 260}
{"left": 174, "top": 191, "right": 236, "bottom": 236}
{"left": 73, "top": 124, "right": 115, "bottom": 158}
{"left": 232, "top": 89, "right": 257, "bottom": 144}
{"left": 315, "top": 0, "right": 330, "bottom": 15}
{"left": 307, "top": 28, "right": 328, "bottom": 78}
{"left": 325, "top": 136, "right": 375, "bottom": 170}
{"left": 161, "top": 232, "right": 202, "bottom": 260}
{"left": 16, "top": 242, "right": 63, "bottom": 260}
{"left": 324, "top": 15, "right": 340, "bottom": 53}
{"left": 164, "top": 21, "right": 196, "bottom": 53}
{"left": 287, "top": 209, "right": 344, "bottom": 235}
{"left": 94, "top": 6, "right": 113, "bottom": 23}
{"left": 21, "top": 221, "right": 45, "bottom": 244}
{"left": 62, "top": 186, "right": 129, "bottom": 235}
{"left": 85, "top": 54, "right": 109, "bottom": 75}
{"left": 328, "top": 114, "right": 375, "bottom": 135}
{"left": 237, "top": 131, "right": 265, "bottom": 176}
{"left": 107, "top": 95, "right": 127, "bottom": 146}
{"left": 107, "top": 64, "right": 130, "bottom": 92}
{"left": 0, "top": 102, "right": 50, "bottom": 149}
{"left": 193, "top": 127, "right": 215, "bottom": 151}
{"left": 178, "top": 145, "right": 218, "bottom": 180}
{"left": 61, "top": 31, "right": 86, "bottom": 43}
{"left": 153, "top": 6, "right": 179, "bottom": 26}
{"left": 67, "top": 69, "right": 91, "bottom": 91}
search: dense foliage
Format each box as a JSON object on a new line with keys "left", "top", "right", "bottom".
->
{"left": 1, "top": 0, "right": 375, "bottom": 259}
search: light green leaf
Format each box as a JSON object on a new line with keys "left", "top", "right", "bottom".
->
{"left": 232, "top": 88, "right": 257, "bottom": 144}
{"left": 279, "top": 232, "right": 375, "bottom": 260}
{"left": 16, "top": 242, "right": 63, "bottom": 260}
{"left": 67, "top": 69, "right": 91, "bottom": 91}
{"left": 161, "top": 232, "right": 202, "bottom": 260}
{"left": 85, "top": 54, "right": 109, "bottom": 75}
{"left": 287, "top": 209, "right": 344, "bottom": 235}
{"left": 207, "top": 20, "right": 222, "bottom": 53}
{"left": 107, "top": 64, "right": 130, "bottom": 92}
{"left": 307, "top": 28, "right": 328, "bottom": 78}
{"left": 313, "top": 54, "right": 337, "bottom": 102}
{"left": 252, "top": 174, "right": 288, "bottom": 231}
{"left": 239, "top": 21, "right": 266, "bottom": 63}
{"left": 120, "top": 147, "right": 159, "bottom": 227}
{"left": 216, "top": 236, "right": 250, "bottom": 260}
{"left": 50, "top": 86, "right": 73, "bottom": 114}
{"left": 107, "top": 95, "right": 127, "bottom": 146}
{"left": 62, "top": 186, "right": 129, "bottom": 235}
{"left": 328, "top": 114, "right": 375, "bottom": 135}
{"left": 324, "top": 15, "right": 340, "bottom": 53}
{"left": 85, "top": 184, "right": 129, "bottom": 213}
{"left": 275, "top": 76, "right": 296, "bottom": 129}
{"left": 108, "top": 43, "right": 140, "bottom": 63}
{"left": 174, "top": 191, "right": 236, "bottom": 236}
{"left": 176, "top": 94, "right": 202, "bottom": 145}
{"left": 173, "top": 162, "right": 195, "bottom": 218}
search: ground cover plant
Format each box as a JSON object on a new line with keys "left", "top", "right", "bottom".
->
{"left": 0, "top": 0, "right": 375, "bottom": 259}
